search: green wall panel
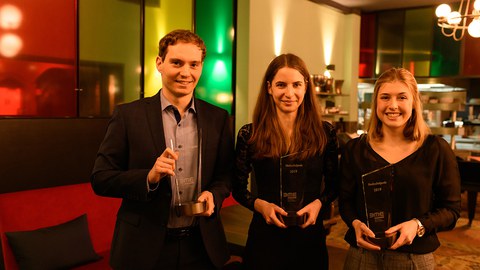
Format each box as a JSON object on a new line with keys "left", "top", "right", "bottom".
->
{"left": 431, "top": 3, "right": 461, "bottom": 77}
{"left": 195, "top": 0, "right": 235, "bottom": 114}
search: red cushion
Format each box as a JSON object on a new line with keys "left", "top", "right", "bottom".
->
{"left": 0, "top": 183, "right": 120, "bottom": 270}
{"left": 222, "top": 193, "right": 238, "bottom": 208}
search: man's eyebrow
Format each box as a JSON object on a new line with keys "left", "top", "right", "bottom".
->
{"left": 168, "top": 58, "right": 201, "bottom": 64}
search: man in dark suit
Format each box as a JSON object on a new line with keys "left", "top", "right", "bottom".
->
{"left": 91, "top": 29, "right": 234, "bottom": 270}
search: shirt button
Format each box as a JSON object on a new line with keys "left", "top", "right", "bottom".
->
{"left": 178, "top": 145, "right": 183, "bottom": 149}
{"left": 179, "top": 168, "right": 183, "bottom": 172}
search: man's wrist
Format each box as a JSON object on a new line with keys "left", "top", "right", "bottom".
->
{"left": 147, "top": 177, "right": 160, "bottom": 192}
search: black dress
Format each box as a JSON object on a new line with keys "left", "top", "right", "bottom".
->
{"left": 233, "top": 122, "right": 339, "bottom": 270}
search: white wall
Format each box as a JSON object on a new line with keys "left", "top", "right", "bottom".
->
{"left": 236, "top": 0, "right": 360, "bottom": 133}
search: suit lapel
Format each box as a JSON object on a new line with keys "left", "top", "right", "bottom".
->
{"left": 145, "top": 91, "right": 166, "bottom": 155}
{"left": 195, "top": 99, "right": 209, "bottom": 189}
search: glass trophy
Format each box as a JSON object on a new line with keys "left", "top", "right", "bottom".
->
{"left": 176, "top": 200, "right": 207, "bottom": 216}
{"left": 361, "top": 164, "right": 396, "bottom": 248}
{"left": 278, "top": 152, "right": 307, "bottom": 226}
{"left": 171, "top": 134, "right": 207, "bottom": 217}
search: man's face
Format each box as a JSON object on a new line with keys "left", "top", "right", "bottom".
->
{"left": 156, "top": 42, "right": 203, "bottom": 100}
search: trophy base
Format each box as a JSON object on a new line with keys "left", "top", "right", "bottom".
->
{"left": 365, "top": 232, "right": 398, "bottom": 249}
{"left": 175, "top": 201, "right": 207, "bottom": 216}
{"left": 279, "top": 211, "right": 307, "bottom": 227}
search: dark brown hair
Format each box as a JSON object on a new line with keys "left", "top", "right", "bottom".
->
{"left": 250, "top": 53, "right": 327, "bottom": 160}
{"left": 158, "top": 29, "right": 206, "bottom": 61}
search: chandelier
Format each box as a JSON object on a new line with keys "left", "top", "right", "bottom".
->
{"left": 436, "top": 0, "right": 480, "bottom": 40}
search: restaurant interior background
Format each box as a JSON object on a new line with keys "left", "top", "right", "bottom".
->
{"left": 1, "top": 1, "right": 480, "bottom": 269}
{"left": 0, "top": 0, "right": 479, "bottom": 207}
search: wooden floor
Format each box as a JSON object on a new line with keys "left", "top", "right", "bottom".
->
{"left": 220, "top": 204, "right": 251, "bottom": 247}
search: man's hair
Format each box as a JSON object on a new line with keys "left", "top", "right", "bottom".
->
{"left": 158, "top": 29, "right": 206, "bottom": 61}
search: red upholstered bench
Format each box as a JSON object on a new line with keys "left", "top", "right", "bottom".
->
{"left": 0, "top": 183, "right": 121, "bottom": 270}
{"left": 222, "top": 194, "right": 238, "bottom": 208}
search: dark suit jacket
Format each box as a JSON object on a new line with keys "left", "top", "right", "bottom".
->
{"left": 91, "top": 90, "right": 234, "bottom": 269}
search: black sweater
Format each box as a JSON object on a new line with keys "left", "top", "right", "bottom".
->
{"left": 339, "top": 134, "right": 461, "bottom": 254}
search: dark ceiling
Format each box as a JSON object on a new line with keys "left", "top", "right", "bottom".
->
{"left": 312, "top": 0, "right": 460, "bottom": 13}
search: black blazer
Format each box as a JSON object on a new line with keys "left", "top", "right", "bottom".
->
{"left": 91, "top": 91, "right": 234, "bottom": 269}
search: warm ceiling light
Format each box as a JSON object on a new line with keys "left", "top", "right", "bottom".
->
{"left": 447, "top": 11, "right": 462, "bottom": 25}
{"left": 436, "top": 4, "right": 451, "bottom": 17}
{"left": 468, "top": 18, "right": 480, "bottom": 37}
{"left": 436, "top": 0, "right": 480, "bottom": 40}
{"left": 0, "top": 33, "right": 23, "bottom": 57}
{"left": 0, "top": 4, "right": 22, "bottom": 29}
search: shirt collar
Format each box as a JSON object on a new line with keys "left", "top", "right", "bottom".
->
{"left": 160, "top": 89, "right": 196, "bottom": 113}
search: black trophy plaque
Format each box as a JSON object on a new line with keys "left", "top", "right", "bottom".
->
{"left": 279, "top": 153, "right": 307, "bottom": 226}
{"left": 361, "top": 164, "right": 396, "bottom": 248}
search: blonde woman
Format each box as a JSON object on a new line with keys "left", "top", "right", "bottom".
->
{"left": 339, "top": 67, "right": 461, "bottom": 269}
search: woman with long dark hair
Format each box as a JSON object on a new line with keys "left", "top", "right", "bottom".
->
{"left": 233, "top": 53, "right": 339, "bottom": 269}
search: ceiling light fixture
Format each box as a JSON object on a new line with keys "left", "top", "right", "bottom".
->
{"left": 436, "top": 0, "right": 480, "bottom": 40}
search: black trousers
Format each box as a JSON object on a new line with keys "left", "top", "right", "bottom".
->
{"left": 155, "top": 226, "right": 217, "bottom": 270}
